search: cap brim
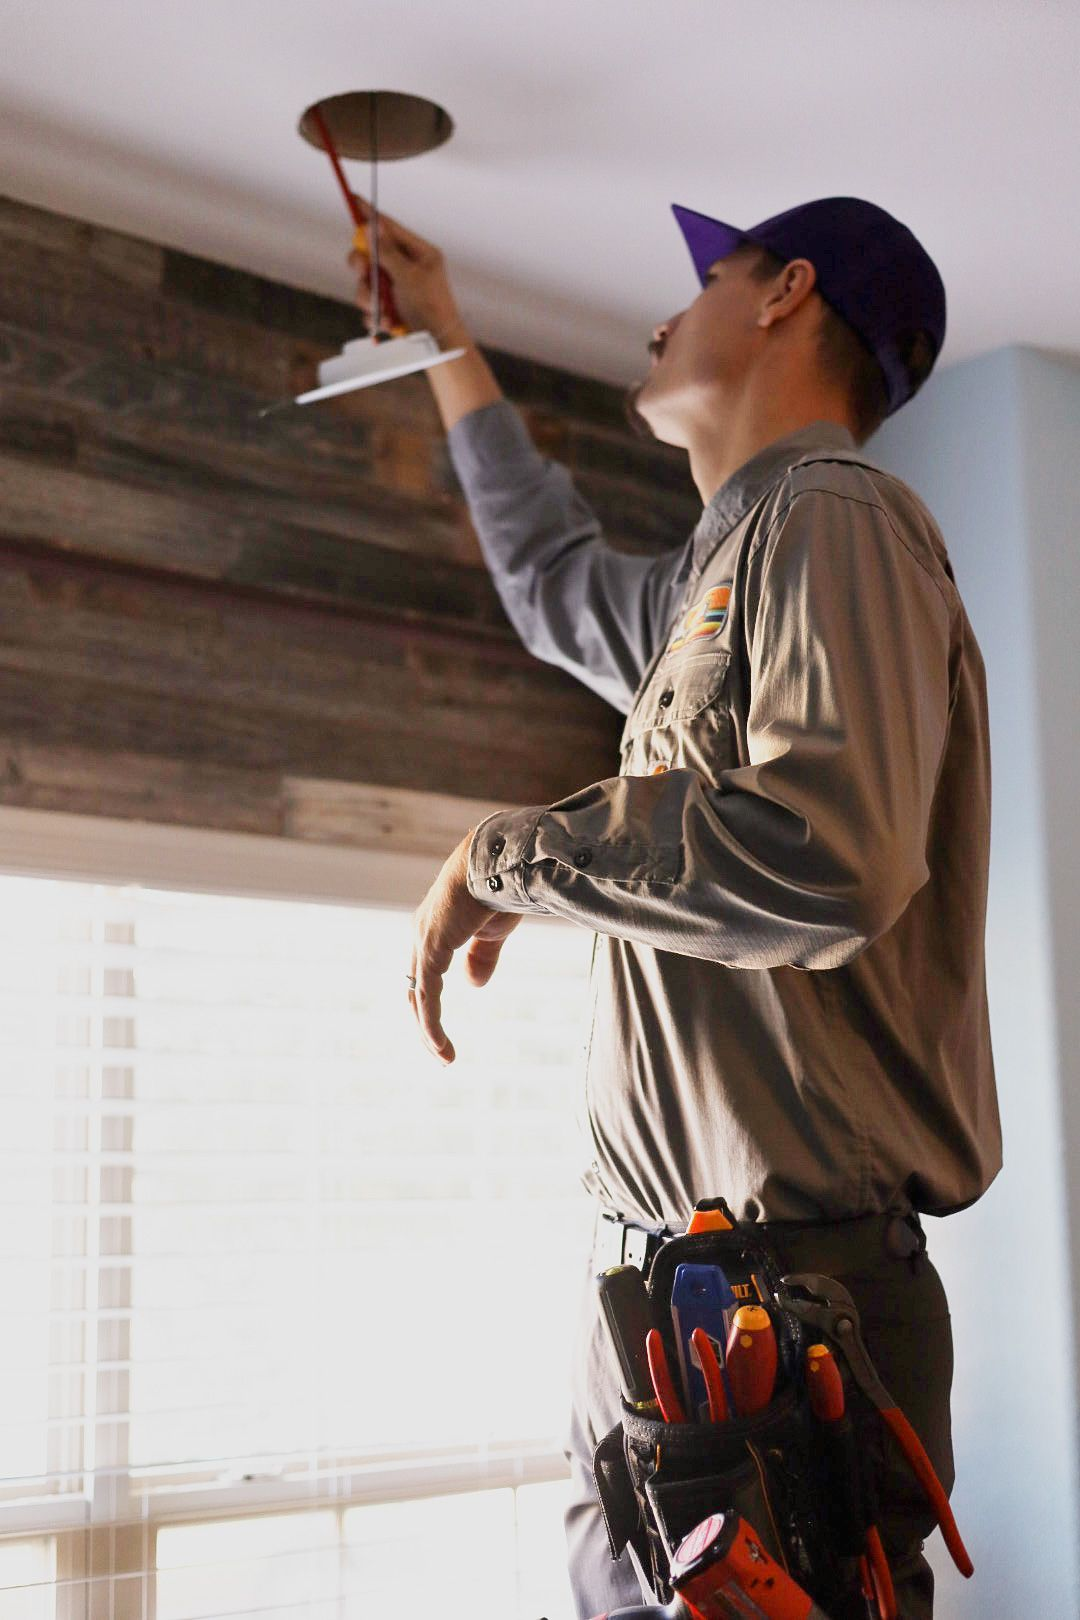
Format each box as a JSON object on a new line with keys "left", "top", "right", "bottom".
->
{"left": 671, "top": 204, "right": 751, "bottom": 284}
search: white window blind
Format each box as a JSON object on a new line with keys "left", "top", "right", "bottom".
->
{"left": 0, "top": 869, "right": 595, "bottom": 1620}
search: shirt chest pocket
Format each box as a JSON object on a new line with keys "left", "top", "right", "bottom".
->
{"left": 619, "top": 651, "right": 733, "bottom": 781}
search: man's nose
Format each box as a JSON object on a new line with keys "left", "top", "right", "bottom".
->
{"left": 652, "top": 319, "right": 669, "bottom": 346}
{"left": 651, "top": 314, "right": 678, "bottom": 354}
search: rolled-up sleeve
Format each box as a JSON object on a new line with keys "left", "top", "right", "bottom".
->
{"left": 467, "top": 488, "right": 955, "bottom": 971}
{"left": 447, "top": 400, "right": 686, "bottom": 713}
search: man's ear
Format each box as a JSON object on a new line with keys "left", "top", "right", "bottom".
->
{"left": 757, "top": 258, "right": 818, "bottom": 329}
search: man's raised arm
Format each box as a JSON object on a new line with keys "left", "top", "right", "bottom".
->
{"left": 353, "top": 204, "right": 686, "bottom": 713}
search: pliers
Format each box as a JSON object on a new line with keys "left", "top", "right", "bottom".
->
{"left": 780, "top": 1271, "right": 973, "bottom": 1608}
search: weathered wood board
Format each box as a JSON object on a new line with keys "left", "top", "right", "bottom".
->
{"left": 0, "top": 194, "right": 700, "bottom": 839}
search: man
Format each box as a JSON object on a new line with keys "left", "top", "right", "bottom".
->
{"left": 354, "top": 196, "right": 1003, "bottom": 1619}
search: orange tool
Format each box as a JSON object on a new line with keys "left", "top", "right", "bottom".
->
{"left": 686, "top": 1196, "right": 736, "bottom": 1235}
{"left": 670, "top": 1510, "right": 835, "bottom": 1619}
{"left": 805, "top": 1340, "right": 845, "bottom": 1421}
{"left": 690, "top": 1326, "right": 729, "bottom": 1423}
{"left": 787, "top": 1275, "right": 973, "bottom": 1580}
{"left": 724, "top": 1304, "right": 778, "bottom": 1417}
{"left": 309, "top": 104, "right": 407, "bottom": 338}
{"left": 805, "top": 1342, "right": 896, "bottom": 1620}
{"left": 646, "top": 1328, "right": 686, "bottom": 1424}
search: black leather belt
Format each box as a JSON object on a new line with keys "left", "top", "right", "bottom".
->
{"left": 593, "top": 1205, "right": 927, "bottom": 1279}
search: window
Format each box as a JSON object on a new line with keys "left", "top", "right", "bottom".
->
{"left": 0, "top": 842, "right": 594, "bottom": 1619}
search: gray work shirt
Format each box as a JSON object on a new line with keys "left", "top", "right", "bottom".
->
{"left": 448, "top": 399, "right": 1002, "bottom": 1225}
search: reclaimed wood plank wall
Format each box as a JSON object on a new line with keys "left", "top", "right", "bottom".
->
{"left": 0, "top": 194, "right": 699, "bottom": 846}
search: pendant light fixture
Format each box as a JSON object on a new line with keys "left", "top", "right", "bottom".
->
{"left": 261, "top": 90, "right": 463, "bottom": 415}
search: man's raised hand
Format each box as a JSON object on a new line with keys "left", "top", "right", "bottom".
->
{"left": 348, "top": 196, "right": 468, "bottom": 347}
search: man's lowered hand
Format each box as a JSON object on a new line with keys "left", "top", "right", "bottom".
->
{"left": 408, "top": 832, "right": 523, "bottom": 1064}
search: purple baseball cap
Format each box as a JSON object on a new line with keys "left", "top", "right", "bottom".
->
{"left": 671, "top": 197, "right": 946, "bottom": 416}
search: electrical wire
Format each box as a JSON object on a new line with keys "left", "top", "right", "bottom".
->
{"left": 369, "top": 91, "right": 382, "bottom": 338}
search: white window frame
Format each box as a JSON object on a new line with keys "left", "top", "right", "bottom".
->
{"left": 0, "top": 797, "right": 576, "bottom": 1613}
{"left": 0, "top": 791, "right": 509, "bottom": 912}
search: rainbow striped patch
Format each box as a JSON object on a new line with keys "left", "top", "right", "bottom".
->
{"left": 667, "top": 584, "right": 731, "bottom": 653}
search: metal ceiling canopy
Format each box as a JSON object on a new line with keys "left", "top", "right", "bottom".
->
{"left": 298, "top": 90, "right": 453, "bottom": 162}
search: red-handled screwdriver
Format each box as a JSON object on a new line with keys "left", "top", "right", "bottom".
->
{"left": 805, "top": 1342, "right": 896, "bottom": 1620}
{"left": 804, "top": 1340, "right": 845, "bottom": 1420}
{"left": 309, "top": 104, "right": 407, "bottom": 338}
{"left": 724, "top": 1304, "right": 778, "bottom": 1416}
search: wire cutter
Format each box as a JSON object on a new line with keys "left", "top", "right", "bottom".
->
{"left": 780, "top": 1273, "right": 973, "bottom": 1585}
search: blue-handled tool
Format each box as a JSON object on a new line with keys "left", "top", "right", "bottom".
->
{"left": 670, "top": 1263, "right": 738, "bottom": 1421}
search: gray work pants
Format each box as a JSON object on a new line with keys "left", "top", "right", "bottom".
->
{"left": 563, "top": 1211, "right": 956, "bottom": 1620}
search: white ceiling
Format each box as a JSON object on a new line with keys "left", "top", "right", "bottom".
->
{"left": 2, "top": 0, "right": 1078, "bottom": 389}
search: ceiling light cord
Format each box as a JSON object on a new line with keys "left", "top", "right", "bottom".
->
{"left": 369, "top": 90, "right": 383, "bottom": 339}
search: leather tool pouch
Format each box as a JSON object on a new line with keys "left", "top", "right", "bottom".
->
{"left": 590, "top": 1220, "right": 860, "bottom": 1613}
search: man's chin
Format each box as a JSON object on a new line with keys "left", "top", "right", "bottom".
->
{"left": 623, "top": 380, "right": 684, "bottom": 448}
{"left": 623, "top": 380, "right": 659, "bottom": 442}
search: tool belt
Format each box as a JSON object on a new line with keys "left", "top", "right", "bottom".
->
{"left": 590, "top": 1198, "right": 968, "bottom": 1620}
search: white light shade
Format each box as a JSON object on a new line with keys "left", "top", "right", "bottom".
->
{"left": 296, "top": 332, "right": 466, "bottom": 403}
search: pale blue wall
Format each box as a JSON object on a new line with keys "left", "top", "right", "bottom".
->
{"left": 867, "top": 345, "right": 1080, "bottom": 1618}
{"left": 1014, "top": 353, "right": 1080, "bottom": 1380}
